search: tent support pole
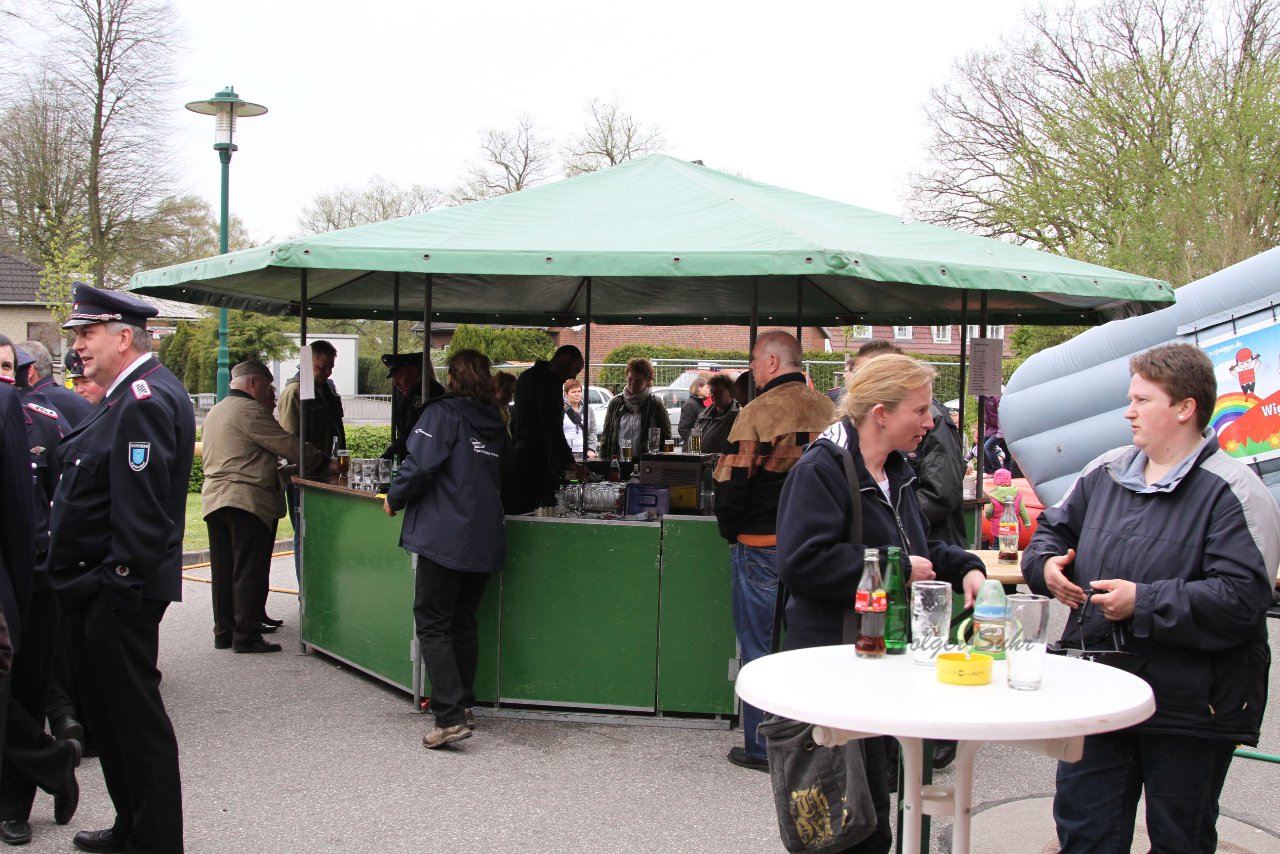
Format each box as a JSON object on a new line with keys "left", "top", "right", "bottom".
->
{"left": 749, "top": 278, "right": 760, "bottom": 400}
{"left": 958, "top": 293, "right": 969, "bottom": 431}
{"left": 795, "top": 277, "right": 804, "bottom": 348}
{"left": 392, "top": 273, "right": 401, "bottom": 448}
{"left": 974, "top": 294, "right": 989, "bottom": 548}
{"left": 423, "top": 274, "right": 433, "bottom": 400}
{"left": 583, "top": 277, "right": 592, "bottom": 459}
{"left": 297, "top": 268, "right": 308, "bottom": 656}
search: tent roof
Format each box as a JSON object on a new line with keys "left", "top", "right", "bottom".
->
{"left": 128, "top": 155, "right": 1172, "bottom": 325}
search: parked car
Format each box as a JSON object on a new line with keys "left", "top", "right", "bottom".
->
{"left": 587, "top": 385, "right": 613, "bottom": 424}
{"left": 652, "top": 387, "right": 690, "bottom": 431}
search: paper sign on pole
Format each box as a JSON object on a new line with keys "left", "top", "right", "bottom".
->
{"left": 967, "top": 339, "right": 1004, "bottom": 397}
{"left": 298, "top": 344, "right": 315, "bottom": 400}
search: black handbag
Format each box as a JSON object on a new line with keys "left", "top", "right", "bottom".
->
{"left": 761, "top": 418, "right": 879, "bottom": 853}
{"left": 1048, "top": 590, "right": 1148, "bottom": 675}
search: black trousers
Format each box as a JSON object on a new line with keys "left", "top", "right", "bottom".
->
{"left": 413, "top": 556, "right": 491, "bottom": 728}
{"left": 0, "top": 589, "right": 68, "bottom": 820}
{"left": 64, "top": 597, "right": 182, "bottom": 853}
{"left": 206, "top": 508, "right": 276, "bottom": 647}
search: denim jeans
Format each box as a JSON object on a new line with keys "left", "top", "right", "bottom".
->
{"left": 413, "top": 555, "right": 492, "bottom": 728}
{"left": 1054, "top": 731, "right": 1236, "bottom": 854}
{"left": 730, "top": 542, "right": 778, "bottom": 760}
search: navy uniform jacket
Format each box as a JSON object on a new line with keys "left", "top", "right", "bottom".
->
{"left": 21, "top": 391, "right": 63, "bottom": 573}
{"left": 29, "top": 377, "right": 93, "bottom": 428}
{"left": 0, "top": 382, "right": 34, "bottom": 653}
{"left": 47, "top": 356, "right": 195, "bottom": 612}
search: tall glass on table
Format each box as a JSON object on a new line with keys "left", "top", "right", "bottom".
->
{"left": 911, "top": 580, "right": 952, "bottom": 667}
{"left": 1006, "top": 593, "right": 1050, "bottom": 690}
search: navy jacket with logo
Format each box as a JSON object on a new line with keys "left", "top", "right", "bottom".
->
{"left": 388, "top": 394, "right": 510, "bottom": 573}
{"left": 47, "top": 356, "right": 195, "bottom": 611}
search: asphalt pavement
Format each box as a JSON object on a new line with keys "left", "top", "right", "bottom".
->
{"left": 9, "top": 555, "right": 1280, "bottom": 853}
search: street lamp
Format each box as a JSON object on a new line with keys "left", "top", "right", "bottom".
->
{"left": 185, "top": 86, "right": 268, "bottom": 401}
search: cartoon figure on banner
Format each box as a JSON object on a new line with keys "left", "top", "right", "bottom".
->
{"left": 1229, "top": 347, "right": 1262, "bottom": 394}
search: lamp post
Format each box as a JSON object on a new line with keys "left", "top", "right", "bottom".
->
{"left": 185, "top": 86, "right": 267, "bottom": 400}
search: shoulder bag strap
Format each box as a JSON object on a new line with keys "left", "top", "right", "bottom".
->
{"left": 839, "top": 417, "right": 865, "bottom": 645}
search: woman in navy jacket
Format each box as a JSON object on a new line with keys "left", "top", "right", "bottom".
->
{"left": 385, "top": 350, "right": 510, "bottom": 749}
{"left": 776, "top": 354, "right": 985, "bottom": 854}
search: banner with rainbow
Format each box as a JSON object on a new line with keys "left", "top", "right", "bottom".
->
{"left": 1202, "top": 320, "right": 1280, "bottom": 464}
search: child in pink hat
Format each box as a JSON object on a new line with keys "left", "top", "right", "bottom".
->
{"left": 985, "top": 468, "right": 1031, "bottom": 526}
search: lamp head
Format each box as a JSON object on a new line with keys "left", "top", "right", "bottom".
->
{"left": 185, "top": 86, "right": 267, "bottom": 149}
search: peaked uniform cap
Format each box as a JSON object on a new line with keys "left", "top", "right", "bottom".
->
{"left": 63, "top": 283, "right": 159, "bottom": 329}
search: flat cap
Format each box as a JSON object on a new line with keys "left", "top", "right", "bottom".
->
{"left": 63, "top": 282, "right": 159, "bottom": 329}
{"left": 231, "top": 360, "right": 273, "bottom": 379}
{"left": 381, "top": 352, "right": 424, "bottom": 378}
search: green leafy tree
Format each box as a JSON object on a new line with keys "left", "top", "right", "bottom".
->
{"left": 446, "top": 325, "right": 554, "bottom": 363}
{"left": 35, "top": 216, "right": 90, "bottom": 324}
{"left": 912, "top": 0, "right": 1280, "bottom": 291}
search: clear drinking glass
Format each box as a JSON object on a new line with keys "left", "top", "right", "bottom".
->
{"left": 376, "top": 458, "right": 391, "bottom": 490}
{"left": 620, "top": 437, "right": 633, "bottom": 461}
{"left": 911, "top": 580, "right": 953, "bottom": 667}
{"left": 1006, "top": 593, "right": 1050, "bottom": 690}
{"left": 648, "top": 427, "right": 661, "bottom": 454}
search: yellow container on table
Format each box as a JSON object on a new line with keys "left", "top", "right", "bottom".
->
{"left": 936, "top": 652, "right": 993, "bottom": 685}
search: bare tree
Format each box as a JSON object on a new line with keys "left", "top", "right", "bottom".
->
{"left": 0, "top": 71, "right": 89, "bottom": 266}
{"left": 563, "top": 97, "right": 665, "bottom": 177}
{"left": 910, "top": 0, "right": 1280, "bottom": 287}
{"left": 297, "top": 175, "right": 444, "bottom": 235}
{"left": 448, "top": 114, "right": 553, "bottom": 204}
{"left": 51, "top": 0, "right": 179, "bottom": 287}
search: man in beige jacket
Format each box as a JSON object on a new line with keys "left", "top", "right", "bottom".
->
{"left": 201, "top": 361, "right": 319, "bottom": 654}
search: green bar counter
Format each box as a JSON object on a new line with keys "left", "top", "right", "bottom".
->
{"left": 296, "top": 480, "right": 738, "bottom": 719}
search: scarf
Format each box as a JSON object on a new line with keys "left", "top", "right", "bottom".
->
{"left": 623, "top": 389, "right": 650, "bottom": 411}
{"left": 564, "top": 399, "right": 583, "bottom": 429}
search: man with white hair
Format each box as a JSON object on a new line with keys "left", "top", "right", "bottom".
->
{"left": 19, "top": 340, "right": 91, "bottom": 427}
{"left": 201, "top": 361, "right": 319, "bottom": 654}
{"left": 46, "top": 283, "right": 193, "bottom": 853}
{"left": 713, "top": 331, "right": 835, "bottom": 771}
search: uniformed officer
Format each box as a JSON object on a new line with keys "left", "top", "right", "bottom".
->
{"left": 0, "top": 353, "right": 80, "bottom": 848}
{"left": 380, "top": 352, "right": 445, "bottom": 460}
{"left": 21, "top": 340, "right": 92, "bottom": 427}
{"left": 0, "top": 380, "right": 35, "bottom": 848}
{"left": 64, "top": 350, "right": 105, "bottom": 406}
{"left": 46, "top": 283, "right": 194, "bottom": 854}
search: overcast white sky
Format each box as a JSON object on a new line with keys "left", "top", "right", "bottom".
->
{"left": 165, "top": 0, "right": 1032, "bottom": 243}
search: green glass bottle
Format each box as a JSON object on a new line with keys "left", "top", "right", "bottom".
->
{"left": 884, "top": 547, "right": 909, "bottom": 655}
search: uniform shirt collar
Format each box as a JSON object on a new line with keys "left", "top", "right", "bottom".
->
{"left": 105, "top": 353, "right": 155, "bottom": 398}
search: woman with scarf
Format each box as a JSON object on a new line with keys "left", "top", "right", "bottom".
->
{"left": 600, "top": 358, "right": 671, "bottom": 460}
{"left": 561, "top": 378, "right": 598, "bottom": 460}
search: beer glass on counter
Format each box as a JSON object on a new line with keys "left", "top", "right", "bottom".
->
{"left": 620, "top": 438, "right": 633, "bottom": 462}
{"left": 662, "top": 437, "right": 675, "bottom": 453}
{"left": 336, "top": 450, "right": 351, "bottom": 480}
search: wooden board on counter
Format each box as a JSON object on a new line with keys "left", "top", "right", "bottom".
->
{"left": 970, "top": 549, "right": 1026, "bottom": 586}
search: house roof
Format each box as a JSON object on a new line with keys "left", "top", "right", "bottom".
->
{"left": 0, "top": 253, "right": 41, "bottom": 304}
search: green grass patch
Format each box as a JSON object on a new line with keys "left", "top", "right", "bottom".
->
{"left": 182, "top": 496, "right": 294, "bottom": 554}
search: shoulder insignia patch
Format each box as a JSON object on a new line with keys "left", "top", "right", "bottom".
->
{"left": 132, "top": 380, "right": 151, "bottom": 400}
{"left": 128, "top": 442, "right": 150, "bottom": 471}
{"left": 25, "top": 402, "right": 58, "bottom": 420}
{"left": 29, "top": 445, "right": 46, "bottom": 455}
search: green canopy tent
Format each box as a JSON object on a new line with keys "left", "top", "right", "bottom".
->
{"left": 129, "top": 153, "right": 1174, "bottom": 519}
{"left": 128, "top": 154, "right": 1171, "bottom": 327}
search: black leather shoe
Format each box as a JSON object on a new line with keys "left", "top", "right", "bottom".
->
{"left": 51, "top": 715, "right": 84, "bottom": 743}
{"left": 0, "top": 820, "right": 31, "bottom": 845}
{"left": 258, "top": 622, "right": 279, "bottom": 634}
{"left": 213, "top": 637, "right": 232, "bottom": 650}
{"left": 233, "top": 640, "right": 282, "bottom": 654}
{"left": 72, "top": 828, "right": 127, "bottom": 853}
{"left": 262, "top": 614, "right": 284, "bottom": 627}
{"left": 54, "top": 738, "right": 81, "bottom": 825}
{"left": 932, "top": 739, "right": 957, "bottom": 770}
{"left": 727, "top": 746, "right": 769, "bottom": 772}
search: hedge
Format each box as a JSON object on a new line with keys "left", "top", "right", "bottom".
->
{"left": 188, "top": 424, "right": 393, "bottom": 493}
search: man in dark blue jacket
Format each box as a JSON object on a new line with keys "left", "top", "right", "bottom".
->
{"left": 21, "top": 340, "right": 92, "bottom": 428}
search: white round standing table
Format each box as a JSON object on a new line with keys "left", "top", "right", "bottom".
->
{"left": 736, "top": 646, "right": 1154, "bottom": 854}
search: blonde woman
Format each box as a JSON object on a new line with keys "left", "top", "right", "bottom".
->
{"left": 775, "top": 354, "right": 986, "bottom": 852}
